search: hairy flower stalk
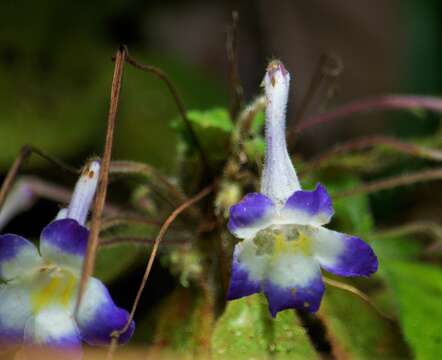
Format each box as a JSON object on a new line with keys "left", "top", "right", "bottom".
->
{"left": 227, "top": 60, "right": 378, "bottom": 317}
{"left": 0, "top": 159, "right": 134, "bottom": 359}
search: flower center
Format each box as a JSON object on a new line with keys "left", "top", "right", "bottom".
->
{"left": 31, "top": 265, "right": 77, "bottom": 313}
{"left": 253, "top": 225, "right": 311, "bottom": 256}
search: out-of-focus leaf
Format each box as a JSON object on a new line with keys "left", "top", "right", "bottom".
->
{"left": 320, "top": 286, "right": 410, "bottom": 359}
{"left": 370, "top": 236, "right": 423, "bottom": 262}
{"left": 249, "top": 110, "right": 265, "bottom": 135}
{"left": 146, "top": 287, "right": 214, "bottom": 358}
{"left": 172, "top": 108, "right": 233, "bottom": 164}
{"left": 243, "top": 137, "right": 265, "bottom": 160}
{"left": 383, "top": 261, "right": 442, "bottom": 359}
{"left": 95, "top": 243, "right": 145, "bottom": 283}
{"left": 211, "top": 294, "right": 318, "bottom": 359}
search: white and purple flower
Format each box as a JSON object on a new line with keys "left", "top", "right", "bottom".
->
{"left": 0, "top": 160, "right": 134, "bottom": 358}
{"left": 227, "top": 61, "right": 378, "bottom": 317}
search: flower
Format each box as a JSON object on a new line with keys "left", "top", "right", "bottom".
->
{"left": 226, "top": 60, "right": 378, "bottom": 317}
{"left": 0, "top": 160, "right": 134, "bottom": 359}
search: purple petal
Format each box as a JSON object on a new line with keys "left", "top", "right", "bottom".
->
{"left": 77, "top": 278, "right": 135, "bottom": 346}
{"left": 281, "top": 184, "right": 333, "bottom": 226}
{"left": 228, "top": 193, "right": 275, "bottom": 239}
{"left": 40, "top": 219, "right": 89, "bottom": 271}
{"left": 0, "top": 234, "right": 41, "bottom": 281}
{"left": 263, "top": 276, "right": 325, "bottom": 317}
{"left": 310, "top": 227, "right": 378, "bottom": 277}
{"left": 226, "top": 244, "right": 261, "bottom": 300}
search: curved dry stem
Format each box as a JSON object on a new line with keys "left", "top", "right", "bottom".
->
{"left": 0, "top": 145, "right": 78, "bottom": 211}
{"left": 323, "top": 277, "right": 394, "bottom": 322}
{"left": 75, "top": 46, "right": 126, "bottom": 316}
{"left": 292, "top": 95, "right": 442, "bottom": 135}
{"left": 100, "top": 216, "right": 161, "bottom": 232}
{"left": 295, "top": 53, "right": 343, "bottom": 126}
{"left": 333, "top": 168, "right": 442, "bottom": 198}
{"left": 110, "top": 160, "right": 187, "bottom": 205}
{"left": 374, "top": 221, "right": 442, "bottom": 241}
{"left": 123, "top": 50, "right": 211, "bottom": 178}
{"left": 301, "top": 135, "right": 442, "bottom": 176}
{"left": 106, "top": 185, "right": 213, "bottom": 359}
{"left": 99, "top": 236, "right": 189, "bottom": 248}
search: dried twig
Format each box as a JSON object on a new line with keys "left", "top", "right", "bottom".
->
{"left": 295, "top": 53, "right": 343, "bottom": 126}
{"left": 374, "top": 221, "right": 442, "bottom": 241}
{"left": 292, "top": 95, "right": 442, "bottom": 135}
{"left": 99, "top": 236, "right": 189, "bottom": 248}
{"left": 0, "top": 145, "right": 77, "bottom": 211}
{"left": 106, "top": 185, "right": 213, "bottom": 358}
{"left": 123, "top": 50, "right": 211, "bottom": 178}
{"left": 226, "top": 10, "right": 244, "bottom": 120}
{"left": 75, "top": 46, "right": 126, "bottom": 315}
{"left": 323, "top": 277, "right": 394, "bottom": 321}
{"left": 110, "top": 160, "right": 187, "bottom": 204}
{"left": 333, "top": 168, "right": 442, "bottom": 198}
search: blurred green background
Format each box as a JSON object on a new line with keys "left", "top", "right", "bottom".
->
{"left": 1, "top": 0, "right": 441, "bottom": 358}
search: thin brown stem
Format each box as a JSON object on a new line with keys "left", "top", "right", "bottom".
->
{"left": 123, "top": 50, "right": 211, "bottom": 177}
{"left": 292, "top": 95, "right": 442, "bottom": 135}
{"left": 106, "top": 185, "right": 213, "bottom": 358}
{"left": 100, "top": 216, "right": 162, "bottom": 232}
{"left": 374, "top": 221, "right": 442, "bottom": 241}
{"left": 0, "top": 145, "right": 78, "bottom": 211}
{"left": 75, "top": 46, "right": 126, "bottom": 315}
{"left": 99, "top": 236, "right": 189, "bottom": 248}
{"left": 333, "top": 168, "right": 442, "bottom": 198}
{"left": 226, "top": 10, "right": 244, "bottom": 120}
{"left": 295, "top": 53, "right": 343, "bottom": 125}
{"left": 300, "top": 135, "right": 442, "bottom": 176}
{"left": 0, "top": 146, "right": 32, "bottom": 211}
{"left": 109, "top": 160, "right": 187, "bottom": 204}
{"left": 323, "top": 277, "right": 394, "bottom": 321}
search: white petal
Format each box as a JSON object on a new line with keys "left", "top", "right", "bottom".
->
{"left": 23, "top": 306, "right": 81, "bottom": 347}
{"left": 0, "top": 283, "right": 33, "bottom": 343}
{"left": 0, "top": 234, "right": 42, "bottom": 281}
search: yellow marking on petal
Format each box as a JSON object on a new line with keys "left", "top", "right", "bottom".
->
{"left": 296, "top": 231, "right": 312, "bottom": 256}
{"left": 31, "top": 269, "right": 77, "bottom": 313}
{"left": 61, "top": 274, "right": 77, "bottom": 307}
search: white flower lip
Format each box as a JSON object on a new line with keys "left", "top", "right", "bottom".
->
{"left": 66, "top": 159, "right": 101, "bottom": 225}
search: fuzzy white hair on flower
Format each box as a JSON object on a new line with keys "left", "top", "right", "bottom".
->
{"left": 226, "top": 60, "right": 378, "bottom": 317}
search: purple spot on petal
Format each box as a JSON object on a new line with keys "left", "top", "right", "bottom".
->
{"left": 263, "top": 277, "right": 325, "bottom": 317}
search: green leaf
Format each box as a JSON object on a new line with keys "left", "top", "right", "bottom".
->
{"left": 187, "top": 109, "right": 233, "bottom": 133}
{"left": 383, "top": 261, "right": 442, "bottom": 359}
{"left": 320, "top": 286, "right": 410, "bottom": 359}
{"left": 146, "top": 287, "right": 214, "bottom": 358}
{"left": 211, "top": 294, "right": 318, "bottom": 359}
{"left": 95, "top": 243, "right": 145, "bottom": 283}
{"left": 172, "top": 108, "right": 233, "bottom": 165}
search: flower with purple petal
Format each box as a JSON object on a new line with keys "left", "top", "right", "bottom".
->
{"left": 0, "top": 160, "right": 134, "bottom": 359}
{"left": 226, "top": 60, "right": 378, "bottom": 317}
